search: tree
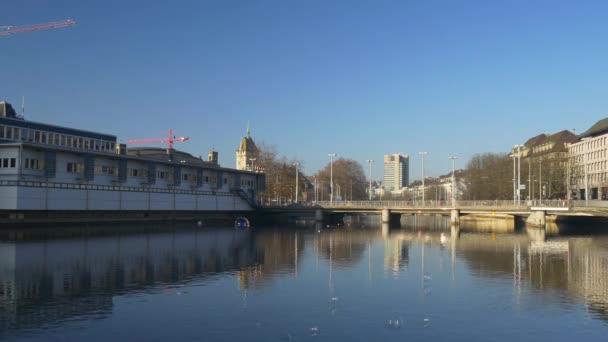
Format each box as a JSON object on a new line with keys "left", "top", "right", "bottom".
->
{"left": 254, "top": 142, "right": 304, "bottom": 204}
{"left": 314, "top": 158, "right": 367, "bottom": 201}
{"left": 462, "top": 153, "right": 513, "bottom": 200}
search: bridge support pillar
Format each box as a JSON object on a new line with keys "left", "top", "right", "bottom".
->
{"left": 381, "top": 209, "right": 391, "bottom": 223}
{"left": 526, "top": 210, "right": 546, "bottom": 228}
{"left": 450, "top": 209, "right": 460, "bottom": 226}
{"left": 315, "top": 209, "right": 324, "bottom": 222}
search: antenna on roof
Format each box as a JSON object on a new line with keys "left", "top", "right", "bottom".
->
{"left": 246, "top": 121, "right": 250, "bottom": 138}
{"left": 20, "top": 96, "right": 25, "bottom": 118}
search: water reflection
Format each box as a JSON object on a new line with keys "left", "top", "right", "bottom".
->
{"left": 1, "top": 218, "right": 608, "bottom": 339}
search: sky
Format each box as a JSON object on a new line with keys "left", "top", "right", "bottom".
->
{"left": 2, "top": 0, "right": 608, "bottom": 180}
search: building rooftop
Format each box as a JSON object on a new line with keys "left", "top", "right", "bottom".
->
{"left": 578, "top": 118, "right": 608, "bottom": 139}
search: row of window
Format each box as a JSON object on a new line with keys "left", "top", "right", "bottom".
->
{"left": 0, "top": 158, "right": 16, "bottom": 168}
{"left": 571, "top": 136, "right": 608, "bottom": 153}
{"left": 64, "top": 162, "right": 239, "bottom": 186}
{"left": 0, "top": 124, "right": 116, "bottom": 153}
{"left": 24, "top": 158, "right": 42, "bottom": 170}
{"left": 571, "top": 149, "right": 608, "bottom": 164}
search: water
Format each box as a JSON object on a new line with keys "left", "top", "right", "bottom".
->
{"left": 2, "top": 218, "right": 608, "bottom": 341}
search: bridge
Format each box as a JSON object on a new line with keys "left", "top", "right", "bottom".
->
{"left": 260, "top": 200, "right": 608, "bottom": 228}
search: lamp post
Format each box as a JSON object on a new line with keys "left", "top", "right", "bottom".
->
{"left": 512, "top": 154, "right": 516, "bottom": 205}
{"left": 449, "top": 156, "right": 458, "bottom": 207}
{"left": 293, "top": 162, "right": 300, "bottom": 203}
{"left": 329, "top": 153, "right": 336, "bottom": 204}
{"left": 249, "top": 158, "right": 256, "bottom": 172}
{"left": 515, "top": 144, "right": 523, "bottom": 203}
{"left": 313, "top": 176, "right": 318, "bottom": 204}
{"left": 366, "top": 159, "right": 374, "bottom": 201}
{"left": 418, "top": 152, "right": 428, "bottom": 204}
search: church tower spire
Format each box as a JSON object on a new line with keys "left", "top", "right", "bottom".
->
{"left": 236, "top": 123, "right": 258, "bottom": 171}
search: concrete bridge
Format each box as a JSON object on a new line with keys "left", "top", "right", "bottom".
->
{"left": 260, "top": 199, "right": 608, "bottom": 228}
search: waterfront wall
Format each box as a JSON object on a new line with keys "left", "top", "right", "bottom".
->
{"left": 0, "top": 184, "right": 251, "bottom": 211}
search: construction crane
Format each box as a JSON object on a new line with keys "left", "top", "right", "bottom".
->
{"left": 0, "top": 19, "right": 76, "bottom": 36}
{"left": 127, "top": 129, "right": 190, "bottom": 150}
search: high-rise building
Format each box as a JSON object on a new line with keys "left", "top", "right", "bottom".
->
{"left": 383, "top": 154, "right": 409, "bottom": 191}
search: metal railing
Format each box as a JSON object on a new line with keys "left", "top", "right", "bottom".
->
{"left": 303, "top": 200, "right": 608, "bottom": 209}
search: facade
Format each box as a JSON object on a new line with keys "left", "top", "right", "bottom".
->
{"left": 568, "top": 118, "right": 608, "bottom": 200}
{"left": 236, "top": 127, "right": 259, "bottom": 171}
{"left": 511, "top": 130, "right": 577, "bottom": 200}
{"left": 383, "top": 154, "right": 409, "bottom": 191}
{"left": 0, "top": 101, "right": 264, "bottom": 213}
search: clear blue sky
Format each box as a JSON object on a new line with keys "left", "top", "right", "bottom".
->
{"left": 3, "top": 0, "right": 608, "bottom": 180}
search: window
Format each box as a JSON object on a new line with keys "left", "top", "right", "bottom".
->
{"left": 2, "top": 159, "right": 8, "bottom": 168}
{"left": 157, "top": 170, "right": 169, "bottom": 179}
{"left": 224, "top": 178, "right": 228, "bottom": 185}
{"left": 67, "top": 162, "right": 83, "bottom": 173}
{"left": 205, "top": 176, "right": 209, "bottom": 183}
{"left": 10, "top": 158, "right": 15, "bottom": 168}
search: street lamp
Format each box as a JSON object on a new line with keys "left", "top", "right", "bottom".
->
{"left": 366, "top": 159, "right": 374, "bottom": 201}
{"left": 418, "top": 152, "right": 428, "bottom": 204}
{"left": 313, "top": 176, "right": 318, "bottom": 204}
{"left": 293, "top": 162, "right": 300, "bottom": 203}
{"left": 514, "top": 144, "right": 523, "bottom": 203}
{"left": 329, "top": 153, "right": 337, "bottom": 204}
{"left": 249, "top": 158, "right": 256, "bottom": 172}
{"left": 449, "top": 156, "right": 458, "bottom": 207}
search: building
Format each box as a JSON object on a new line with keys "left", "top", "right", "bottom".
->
{"left": 568, "top": 118, "right": 608, "bottom": 200}
{"left": 511, "top": 130, "right": 577, "bottom": 200}
{"left": 0, "top": 100, "right": 264, "bottom": 215}
{"left": 236, "top": 126, "right": 259, "bottom": 171}
{"left": 383, "top": 154, "right": 409, "bottom": 191}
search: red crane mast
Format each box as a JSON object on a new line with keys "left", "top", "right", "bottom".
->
{"left": 0, "top": 19, "right": 76, "bottom": 36}
{"left": 127, "top": 129, "right": 189, "bottom": 150}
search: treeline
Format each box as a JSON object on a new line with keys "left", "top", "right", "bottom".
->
{"left": 254, "top": 143, "right": 368, "bottom": 203}
{"left": 461, "top": 152, "right": 569, "bottom": 200}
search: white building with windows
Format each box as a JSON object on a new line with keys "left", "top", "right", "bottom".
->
{"left": 383, "top": 154, "right": 409, "bottom": 192}
{"left": 568, "top": 118, "right": 608, "bottom": 200}
{"left": 0, "top": 101, "right": 264, "bottom": 215}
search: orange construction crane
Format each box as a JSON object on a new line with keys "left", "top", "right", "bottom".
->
{"left": 127, "top": 129, "right": 189, "bottom": 150}
{"left": 0, "top": 19, "right": 76, "bottom": 36}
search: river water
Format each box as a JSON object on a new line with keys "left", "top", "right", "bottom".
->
{"left": 1, "top": 216, "right": 608, "bottom": 341}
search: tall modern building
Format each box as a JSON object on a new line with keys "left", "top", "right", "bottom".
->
{"left": 383, "top": 154, "right": 409, "bottom": 191}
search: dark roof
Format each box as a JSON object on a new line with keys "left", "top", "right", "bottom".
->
{"left": 524, "top": 134, "right": 548, "bottom": 147}
{"left": 578, "top": 118, "right": 608, "bottom": 139}
{"left": 127, "top": 147, "right": 218, "bottom": 167}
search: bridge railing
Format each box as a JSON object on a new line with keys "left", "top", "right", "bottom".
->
{"left": 314, "top": 199, "right": 608, "bottom": 209}
{"left": 315, "top": 200, "right": 528, "bottom": 208}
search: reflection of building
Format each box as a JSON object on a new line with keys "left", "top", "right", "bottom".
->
{"left": 383, "top": 239, "right": 409, "bottom": 275}
{"left": 568, "top": 118, "right": 608, "bottom": 200}
{"left": 237, "top": 230, "right": 304, "bottom": 289}
{"left": 383, "top": 154, "right": 409, "bottom": 191}
{"left": 0, "top": 227, "right": 267, "bottom": 333}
